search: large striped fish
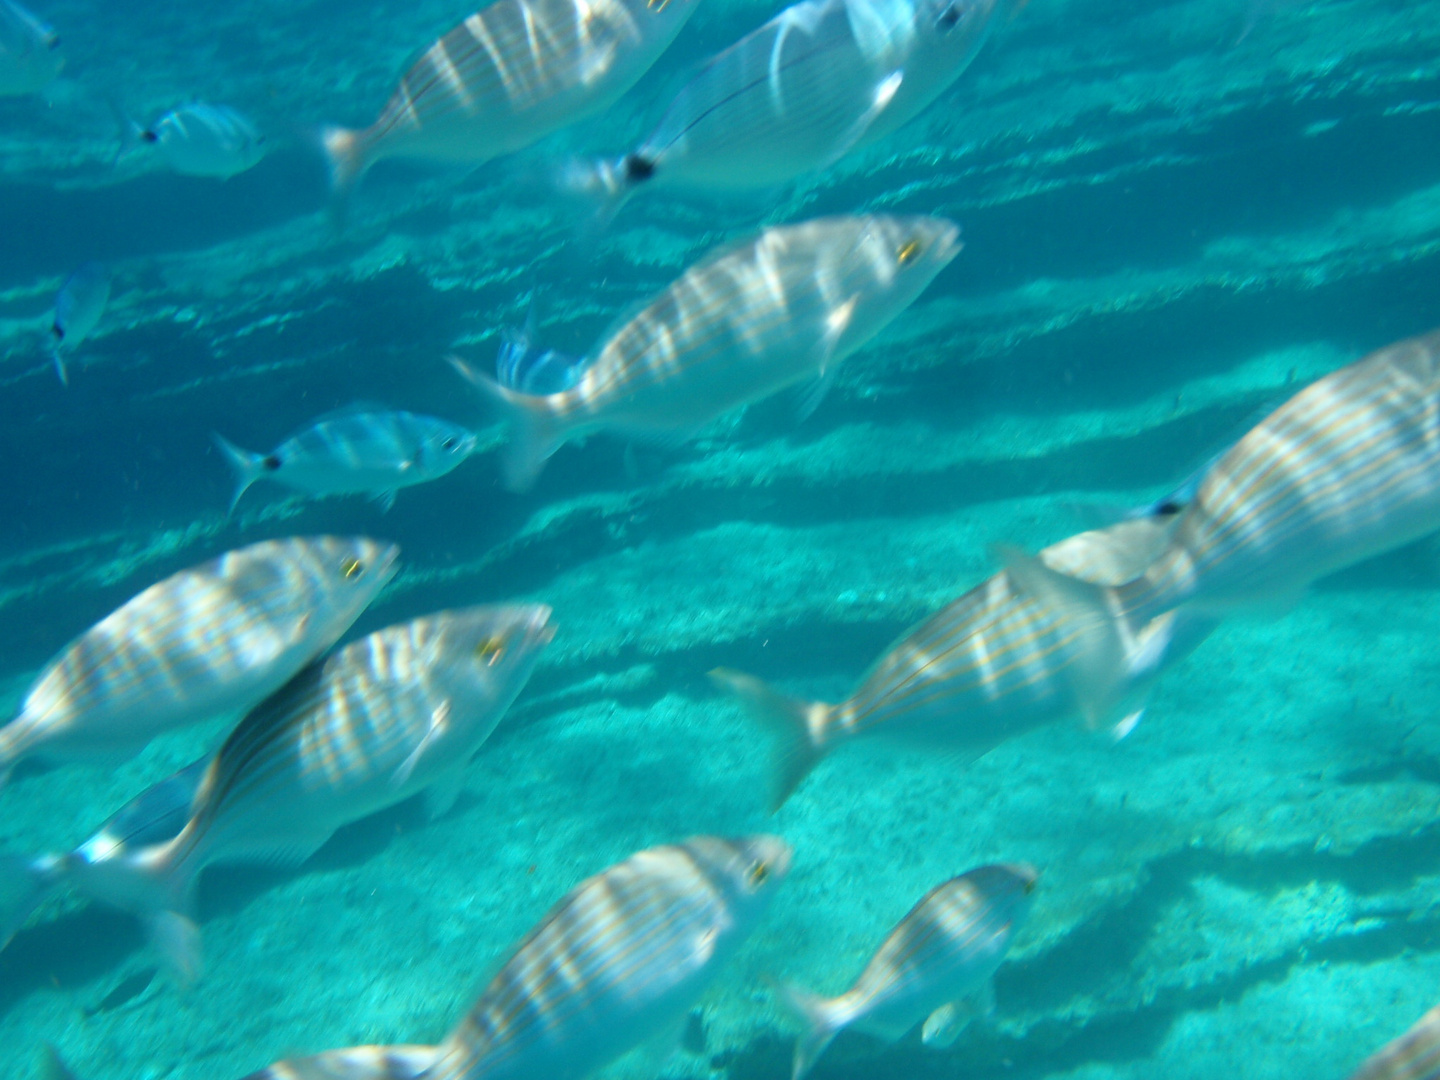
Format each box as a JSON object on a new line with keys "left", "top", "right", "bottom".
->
{"left": 713, "top": 513, "right": 1215, "bottom": 811}
{"left": 1002, "top": 327, "right": 1440, "bottom": 725}
{"left": 321, "top": 0, "right": 699, "bottom": 198}
{"left": 453, "top": 214, "right": 961, "bottom": 490}
{"left": 1350, "top": 1003, "right": 1440, "bottom": 1080}
{"left": 0, "top": 536, "right": 398, "bottom": 786}
{"left": 568, "top": 0, "right": 1005, "bottom": 206}
{"left": 785, "top": 862, "right": 1035, "bottom": 1079}
{"left": 67, "top": 604, "right": 554, "bottom": 981}
{"left": 236, "top": 835, "right": 791, "bottom": 1080}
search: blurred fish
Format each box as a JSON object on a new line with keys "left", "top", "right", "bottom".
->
{"left": 785, "top": 863, "right": 1036, "bottom": 1079}
{"left": 49, "top": 262, "right": 110, "bottom": 386}
{"left": 320, "top": 0, "right": 701, "bottom": 200}
{"left": 1349, "top": 1003, "right": 1440, "bottom": 1080}
{"left": 129, "top": 103, "right": 267, "bottom": 179}
{"left": 495, "top": 314, "right": 587, "bottom": 396}
{"left": 1001, "top": 327, "right": 1440, "bottom": 727}
{"left": 567, "top": 0, "right": 1006, "bottom": 208}
{"left": 713, "top": 514, "right": 1215, "bottom": 810}
{"left": 453, "top": 214, "right": 961, "bottom": 491}
{"left": 214, "top": 408, "right": 478, "bottom": 514}
{"left": 0, "top": 0, "right": 60, "bottom": 97}
{"left": 238, "top": 835, "right": 790, "bottom": 1080}
{"left": 0, "top": 536, "right": 399, "bottom": 785}
{"left": 75, "top": 605, "right": 554, "bottom": 980}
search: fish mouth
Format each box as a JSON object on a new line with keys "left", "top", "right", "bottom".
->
{"left": 369, "top": 542, "right": 402, "bottom": 588}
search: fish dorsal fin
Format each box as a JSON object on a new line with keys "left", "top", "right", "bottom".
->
{"left": 301, "top": 400, "right": 396, "bottom": 427}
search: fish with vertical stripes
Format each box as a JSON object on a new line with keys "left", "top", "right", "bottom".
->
{"left": 1000, "top": 327, "right": 1440, "bottom": 726}
{"left": 70, "top": 604, "right": 554, "bottom": 981}
{"left": 712, "top": 513, "right": 1215, "bottom": 811}
{"left": 452, "top": 214, "right": 961, "bottom": 490}
{"left": 784, "top": 862, "right": 1036, "bottom": 1079}
{"left": 320, "top": 0, "right": 699, "bottom": 199}
{"left": 0, "top": 536, "right": 398, "bottom": 786}
{"left": 1349, "top": 1003, "right": 1440, "bottom": 1080}
{"left": 235, "top": 835, "right": 791, "bottom": 1080}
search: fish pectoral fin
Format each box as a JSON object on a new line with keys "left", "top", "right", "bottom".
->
{"left": 372, "top": 489, "right": 398, "bottom": 513}
{"left": 821, "top": 69, "right": 905, "bottom": 171}
{"left": 392, "top": 701, "right": 451, "bottom": 790}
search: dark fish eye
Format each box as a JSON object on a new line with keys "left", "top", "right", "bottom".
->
{"left": 747, "top": 860, "right": 769, "bottom": 886}
{"left": 442, "top": 436, "right": 458, "bottom": 450}
{"left": 341, "top": 557, "right": 364, "bottom": 579}
{"left": 47, "top": 35, "right": 61, "bottom": 50}
{"left": 262, "top": 454, "right": 283, "bottom": 472}
{"left": 897, "top": 239, "right": 923, "bottom": 265}
{"left": 476, "top": 636, "right": 505, "bottom": 664}
{"left": 936, "top": 5, "right": 960, "bottom": 30}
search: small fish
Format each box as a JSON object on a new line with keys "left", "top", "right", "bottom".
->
{"left": 1001, "top": 327, "right": 1440, "bottom": 728}
{"left": 0, "top": 536, "right": 399, "bottom": 786}
{"left": 0, "top": 0, "right": 60, "bottom": 97}
{"left": 73, "top": 605, "right": 554, "bottom": 980}
{"left": 495, "top": 316, "right": 587, "bottom": 396}
{"left": 1349, "top": 1003, "right": 1440, "bottom": 1080}
{"left": 239, "top": 835, "right": 790, "bottom": 1080}
{"left": 568, "top": 0, "right": 1005, "bottom": 208}
{"left": 320, "top": 0, "right": 701, "bottom": 200}
{"left": 713, "top": 514, "right": 1215, "bottom": 810}
{"left": 131, "top": 103, "right": 267, "bottom": 179}
{"left": 453, "top": 214, "right": 961, "bottom": 491}
{"left": 214, "top": 408, "right": 478, "bottom": 514}
{"left": 785, "top": 863, "right": 1036, "bottom": 1080}
{"left": 49, "top": 262, "right": 110, "bottom": 386}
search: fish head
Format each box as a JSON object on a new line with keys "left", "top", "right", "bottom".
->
{"left": 964, "top": 862, "right": 1039, "bottom": 927}
{"left": 297, "top": 535, "right": 401, "bottom": 615}
{"left": 423, "top": 423, "right": 481, "bottom": 469}
{"left": 686, "top": 834, "right": 793, "bottom": 912}
{"left": 417, "top": 604, "right": 556, "bottom": 699}
{"left": 879, "top": 215, "right": 963, "bottom": 280}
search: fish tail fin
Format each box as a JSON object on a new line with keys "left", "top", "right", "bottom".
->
{"left": 708, "top": 669, "right": 831, "bottom": 812}
{"left": 781, "top": 985, "right": 850, "bottom": 1080}
{"left": 555, "top": 155, "right": 640, "bottom": 233}
{"left": 447, "top": 356, "right": 566, "bottom": 492}
{"left": 0, "top": 854, "right": 63, "bottom": 947}
{"left": 211, "top": 433, "right": 264, "bottom": 515}
{"left": 319, "top": 125, "right": 368, "bottom": 216}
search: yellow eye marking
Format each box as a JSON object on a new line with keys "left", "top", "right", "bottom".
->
{"left": 341, "top": 558, "right": 364, "bottom": 579}
{"left": 897, "top": 239, "right": 922, "bottom": 265}
{"left": 476, "top": 636, "right": 505, "bottom": 664}
{"left": 747, "top": 860, "right": 769, "bottom": 886}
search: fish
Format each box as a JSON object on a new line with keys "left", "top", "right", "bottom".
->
{"left": 0, "top": 0, "right": 60, "bottom": 97}
{"left": 0, "top": 536, "right": 399, "bottom": 786}
{"left": 1000, "top": 327, "right": 1440, "bottom": 727}
{"left": 131, "top": 103, "right": 267, "bottom": 179}
{"left": 784, "top": 862, "right": 1036, "bottom": 1080}
{"left": 237, "top": 835, "right": 791, "bottom": 1080}
{"left": 495, "top": 315, "right": 587, "bottom": 396}
{"left": 452, "top": 214, "right": 961, "bottom": 491}
{"left": 712, "top": 514, "right": 1216, "bottom": 810}
{"left": 49, "top": 262, "right": 110, "bottom": 386}
{"left": 214, "top": 408, "right": 478, "bottom": 514}
{"left": 567, "top": 0, "right": 1005, "bottom": 207}
{"left": 1349, "top": 1003, "right": 1440, "bottom": 1080}
{"left": 71, "top": 604, "right": 554, "bottom": 981}
{"left": 319, "top": 0, "right": 701, "bottom": 200}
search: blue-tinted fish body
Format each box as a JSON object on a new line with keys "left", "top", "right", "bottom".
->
{"left": 714, "top": 514, "right": 1214, "bottom": 809}
{"left": 571, "top": 0, "right": 1003, "bottom": 201}
{"left": 214, "top": 409, "right": 478, "bottom": 514}
{"left": 0, "top": 0, "right": 60, "bottom": 97}
{"left": 321, "top": 0, "right": 701, "bottom": 197}
{"left": 455, "top": 215, "right": 961, "bottom": 490}
{"left": 786, "top": 863, "right": 1035, "bottom": 1080}
{"left": 78, "top": 605, "right": 553, "bottom": 980}
{"left": 1349, "top": 1002, "right": 1440, "bottom": 1080}
{"left": 240, "top": 835, "right": 790, "bottom": 1080}
{"left": 49, "top": 262, "right": 110, "bottom": 386}
{"left": 0, "top": 536, "right": 399, "bottom": 784}
{"left": 495, "top": 320, "right": 587, "bottom": 396}
{"left": 139, "top": 103, "right": 266, "bottom": 179}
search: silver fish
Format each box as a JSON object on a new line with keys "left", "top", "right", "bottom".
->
{"left": 79, "top": 604, "right": 554, "bottom": 980}
{"left": 1002, "top": 327, "right": 1440, "bottom": 727}
{"left": 785, "top": 862, "right": 1036, "bottom": 1079}
{"left": 454, "top": 214, "right": 961, "bottom": 490}
{"left": 0, "top": 0, "right": 60, "bottom": 97}
{"left": 238, "top": 835, "right": 790, "bottom": 1080}
{"left": 49, "top": 261, "right": 110, "bottom": 386}
{"left": 214, "top": 408, "right": 478, "bottom": 514}
{"left": 569, "top": 0, "right": 1005, "bottom": 205}
{"left": 495, "top": 317, "right": 587, "bottom": 396}
{"left": 1349, "top": 1003, "right": 1440, "bottom": 1080}
{"left": 713, "top": 514, "right": 1214, "bottom": 810}
{"left": 135, "top": 102, "right": 267, "bottom": 179}
{"left": 320, "top": 0, "right": 700, "bottom": 198}
{"left": 0, "top": 536, "right": 399, "bottom": 785}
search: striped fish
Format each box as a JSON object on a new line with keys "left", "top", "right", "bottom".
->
{"left": 785, "top": 862, "right": 1036, "bottom": 1080}
{"left": 0, "top": 536, "right": 398, "bottom": 786}
{"left": 320, "top": 0, "right": 699, "bottom": 198}
{"left": 569, "top": 0, "right": 1005, "bottom": 206}
{"left": 237, "top": 835, "right": 791, "bottom": 1080}
{"left": 713, "top": 514, "right": 1215, "bottom": 811}
{"left": 1350, "top": 1004, "right": 1440, "bottom": 1080}
{"left": 135, "top": 102, "right": 267, "bottom": 179}
{"left": 1002, "top": 327, "right": 1440, "bottom": 725}
{"left": 66, "top": 604, "right": 554, "bottom": 981}
{"left": 49, "top": 261, "right": 110, "bottom": 386}
{"left": 453, "top": 215, "right": 961, "bottom": 491}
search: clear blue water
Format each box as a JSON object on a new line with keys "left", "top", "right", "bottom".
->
{"left": 1, "top": 0, "right": 1439, "bottom": 1077}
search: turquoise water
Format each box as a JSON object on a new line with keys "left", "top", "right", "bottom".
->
{"left": 1, "top": 0, "right": 1440, "bottom": 1076}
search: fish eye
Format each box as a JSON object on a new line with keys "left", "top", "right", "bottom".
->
{"left": 746, "top": 859, "right": 770, "bottom": 886}
{"left": 897, "top": 239, "right": 923, "bottom": 265}
{"left": 442, "top": 436, "right": 459, "bottom": 451}
{"left": 935, "top": 4, "right": 960, "bottom": 30}
{"left": 341, "top": 557, "right": 365, "bottom": 579}
{"left": 476, "top": 636, "right": 505, "bottom": 664}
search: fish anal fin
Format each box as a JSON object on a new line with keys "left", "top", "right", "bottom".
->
{"left": 372, "top": 489, "right": 397, "bottom": 513}
{"left": 422, "top": 764, "right": 467, "bottom": 821}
